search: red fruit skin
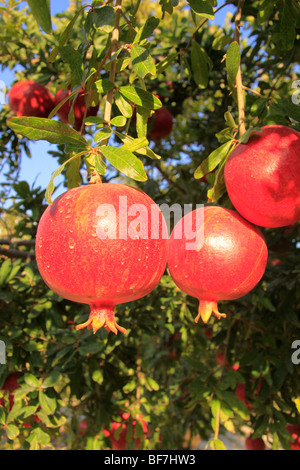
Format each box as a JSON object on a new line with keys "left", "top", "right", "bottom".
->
{"left": 8, "top": 80, "right": 54, "bottom": 118}
{"left": 245, "top": 436, "right": 265, "bottom": 450}
{"left": 286, "top": 424, "right": 300, "bottom": 450}
{"left": 216, "top": 351, "right": 229, "bottom": 369}
{"left": 35, "top": 183, "right": 169, "bottom": 334}
{"left": 0, "top": 372, "right": 22, "bottom": 410}
{"left": 103, "top": 413, "right": 148, "bottom": 450}
{"left": 224, "top": 125, "right": 300, "bottom": 228}
{"left": 54, "top": 88, "right": 99, "bottom": 130}
{"left": 148, "top": 107, "right": 173, "bottom": 140}
{"left": 235, "top": 382, "right": 252, "bottom": 410}
{"left": 168, "top": 206, "right": 268, "bottom": 323}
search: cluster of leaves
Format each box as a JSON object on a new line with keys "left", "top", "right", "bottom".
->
{"left": 0, "top": 0, "right": 300, "bottom": 450}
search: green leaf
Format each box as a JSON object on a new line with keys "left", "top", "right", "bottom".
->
{"left": 0, "top": 259, "right": 12, "bottom": 286}
{"left": 5, "top": 423, "right": 19, "bottom": 440}
{"left": 45, "top": 151, "right": 88, "bottom": 205}
{"left": 27, "top": 0, "right": 52, "bottom": 34}
{"left": 110, "top": 115, "right": 127, "bottom": 127}
{"left": 66, "top": 155, "right": 82, "bottom": 190}
{"left": 191, "top": 40, "right": 209, "bottom": 89}
{"left": 131, "top": 45, "right": 156, "bottom": 79}
{"left": 95, "top": 78, "right": 115, "bottom": 94}
{"left": 194, "top": 140, "right": 233, "bottom": 179}
{"left": 48, "top": 7, "right": 85, "bottom": 62}
{"left": 238, "top": 127, "right": 261, "bottom": 143}
{"left": 24, "top": 373, "right": 40, "bottom": 388}
{"left": 187, "top": 0, "right": 214, "bottom": 18}
{"left": 123, "top": 137, "right": 149, "bottom": 152}
{"left": 119, "top": 86, "right": 161, "bottom": 109}
{"left": 100, "top": 146, "right": 147, "bottom": 182}
{"left": 59, "top": 46, "right": 84, "bottom": 85}
{"left": 89, "top": 6, "right": 115, "bottom": 33}
{"left": 115, "top": 91, "right": 134, "bottom": 118}
{"left": 212, "top": 35, "right": 232, "bottom": 50}
{"left": 92, "top": 369, "right": 104, "bottom": 385}
{"left": 94, "top": 128, "right": 113, "bottom": 143}
{"left": 26, "top": 428, "right": 51, "bottom": 449}
{"left": 226, "top": 41, "right": 241, "bottom": 90}
{"left": 145, "top": 376, "right": 160, "bottom": 391}
{"left": 42, "top": 370, "right": 62, "bottom": 389}
{"left": 7, "top": 117, "right": 90, "bottom": 149}
{"left": 280, "top": 1, "right": 296, "bottom": 50}
{"left": 39, "top": 390, "right": 57, "bottom": 414}
{"left": 211, "top": 439, "right": 227, "bottom": 450}
{"left": 134, "top": 16, "right": 160, "bottom": 44}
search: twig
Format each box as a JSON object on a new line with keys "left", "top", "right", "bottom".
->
{"left": 0, "top": 247, "right": 35, "bottom": 260}
{"left": 234, "top": 0, "right": 246, "bottom": 137}
{"left": 103, "top": 0, "right": 123, "bottom": 131}
{"left": 0, "top": 238, "right": 35, "bottom": 247}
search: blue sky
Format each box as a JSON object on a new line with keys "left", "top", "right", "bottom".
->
{"left": 0, "top": 1, "right": 235, "bottom": 201}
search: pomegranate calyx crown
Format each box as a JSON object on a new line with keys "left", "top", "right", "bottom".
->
{"left": 195, "top": 300, "right": 226, "bottom": 324}
{"left": 76, "top": 306, "right": 127, "bottom": 335}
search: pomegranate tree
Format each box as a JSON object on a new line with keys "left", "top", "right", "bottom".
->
{"left": 168, "top": 206, "right": 268, "bottom": 324}
{"left": 224, "top": 125, "right": 300, "bottom": 228}
{"left": 35, "top": 183, "right": 168, "bottom": 335}
{"left": 8, "top": 80, "right": 54, "bottom": 118}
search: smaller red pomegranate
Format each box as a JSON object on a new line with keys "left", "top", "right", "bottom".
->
{"left": 103, "top": 412, "right": 148, "bottom": 450}
{"left": 235, "top": 382, "right": 252, "bottom": 410}
{"left": 148, "top": 106, "right": 173, "bottom": 140}
{"left": 8, "top": 80, "right": 54, "bottom": 118}
{"left": 245, "top": 436, "right": 265, "bottom": 450}
{"left": 224, "top": 125, "right": 300, "bottom": 228}
{"left": 168, "top": 206, "right": 268, "bottom": 324}
{"left": 1, "top": 372, "right": 41, "bottom": 427}
{"left": 0, "top": 372, "right": 22, "bottom": 410}
{"left": 286, "top": 424, "right": 300, "bottom": 450}
{"left": 54, "top": 88, "right": 99, "bottom": 131}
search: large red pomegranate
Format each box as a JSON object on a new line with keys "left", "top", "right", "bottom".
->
{"left": 245, "top": 436, "right": 265, "bottom": 450}
{"left": 286, "top": 424, "right": 300, "bottom": 450}
{"left": 35, "top": 183, "right": 168, "bottom": 334}
{"left": 224, "top": 125, "right": 300, "bottom": 228}
{"left": 54, "top": 88, "right": 99, "bottom": 131}
{"left": 8, "top": 80, "right": 54, "bottom": 118}
{"left": 148, "top": 106, "right": 173, "bottom": 140}
{"left": 103, "top": 412, "right": 148, "bottom": 450}
{"left": 168, "top": 206, "right": 268, "bottom": 324}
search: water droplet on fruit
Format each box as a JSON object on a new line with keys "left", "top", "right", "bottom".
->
{"left": 69, "top": 238, "right": 75, "bottom": 249}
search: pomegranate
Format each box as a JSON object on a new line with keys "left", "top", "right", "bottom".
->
{"left": 168, "top": 206, "right": 268, "bottom": 324}
{"left": 8, "top": 80, "right": 54, "bottom": 118}
{"left": 148, "top": 106, "right": 173, "bottom": 140}
{"left": 245, "top": 436, "right": 265, "bottom": 450}
{"left": 235, "top": 382, "right": 252, "bottom": 410}
{"left": 0, "top": 372, "right": 22, "bottom": 410}
{"left": 35, "top": 183, "right": 168, "bottom": 334}
{"left": 103, "top": 412, "right": 148, "bottom": 450}
{"left": 224, "top": 125, "right": 300, "bottom": 228}
{"left": 54, "top": 88, "right": 99, "bottom": 131}
{"left": 1, "top": 372, "right": 41, "bottom": 427}
{"left": 286, "top": 424, "right": 300, "bottom": 450}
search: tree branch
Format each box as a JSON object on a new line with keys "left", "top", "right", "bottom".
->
{"left": 234, "top": 0, "right": 246, "bottom": 137}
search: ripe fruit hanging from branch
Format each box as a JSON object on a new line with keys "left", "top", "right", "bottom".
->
{"left": 286, "top": 424, "right": 300, "bottom": 450}
{"left": 148, "top": 106, "right": 173, "bottom": 140}
{"left": 168, "top": 206, "right": 268, "bottom": 324}
{"left": 103, "top": 412, "right": 148, "bottom": 450}
{"left": 35, "top": 183, "right": 168, "bottom": 335}
{"left": 224, "top": 125, "right": 300, "bottom": 228}
{"left": 54, "top": 88, "right": 99, "bottom": 131}
{"left": 8, "top": 80, "right": 54, "bottom": 118}
{"left": 245, "top": 436, "right": 266, "bottom": 450}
